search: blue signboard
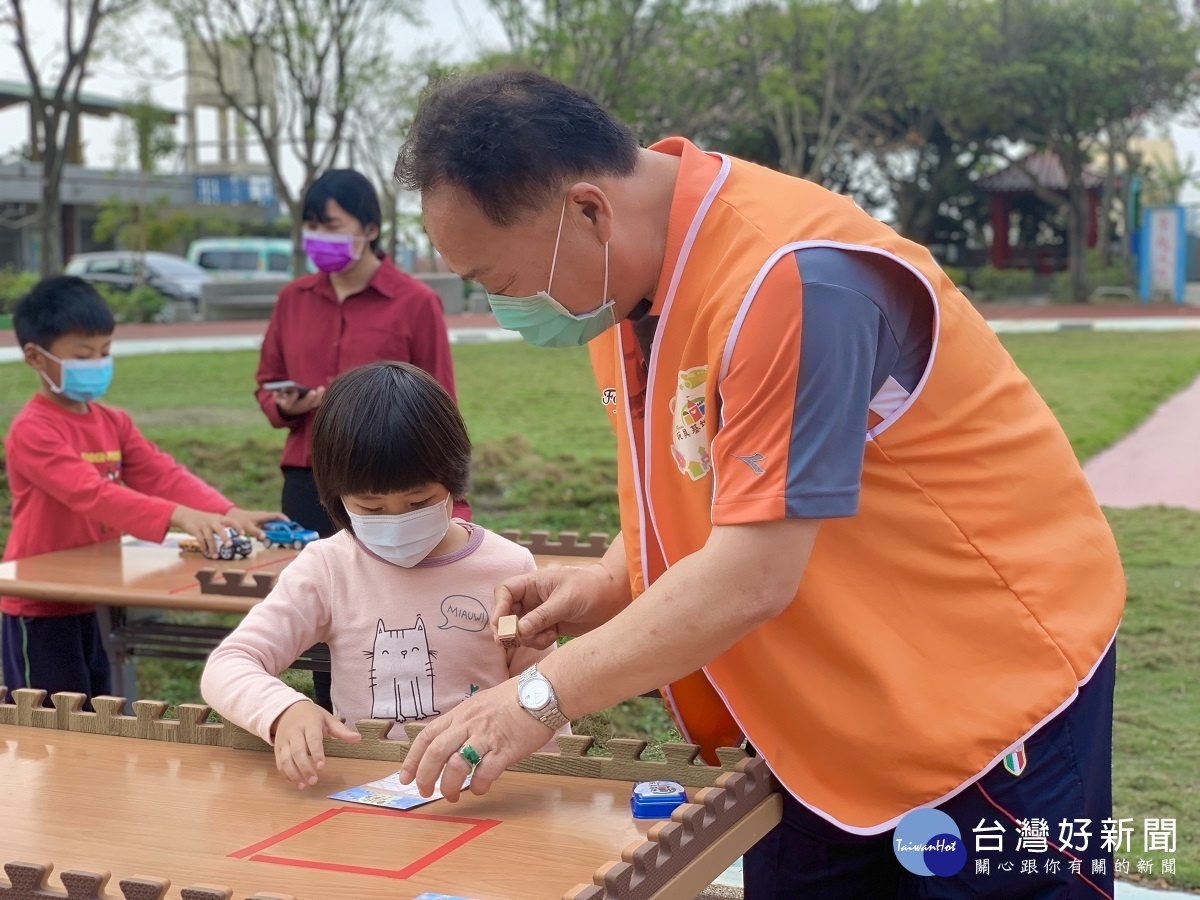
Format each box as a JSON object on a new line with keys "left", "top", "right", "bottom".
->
{"left": 193, "top": 174, "right": 277, "bottom": 209}
{"left": 1138, "top": 205, "right": 1187, "bottom": 303}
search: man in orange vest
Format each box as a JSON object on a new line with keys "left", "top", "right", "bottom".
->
{"left": 395, "top": 71, "right": 1124, "bottom": 899}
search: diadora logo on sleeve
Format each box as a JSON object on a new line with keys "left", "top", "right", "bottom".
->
{"left": 734, "top": 453, "right": 767, "bottom": 475}
{"left": 669, "top": 366, "right": 711, "bottom": 481}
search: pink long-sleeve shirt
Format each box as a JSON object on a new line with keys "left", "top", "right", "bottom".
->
{"left": 201, "top": 523, "right": 558, "bottom": 744}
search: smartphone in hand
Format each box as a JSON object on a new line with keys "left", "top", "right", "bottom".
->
{"left": 263, "top": 380, "right": 312, "bottom": 396}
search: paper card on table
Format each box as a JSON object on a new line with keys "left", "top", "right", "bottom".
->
{"left": 328, "top": 770, "right": 471, "bottom": 810}
{"left": 123, "top": 532, "right": 187, "bottom": 549}
{"left": 413, "top": 894, "right": 482, "bottom": 900}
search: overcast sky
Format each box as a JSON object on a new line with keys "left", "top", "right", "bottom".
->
{"left": 2, "top": 0, "right": 1198, "bottom": 205}
{"left": 0, "top": 0, "right": 505, "bottom": 181}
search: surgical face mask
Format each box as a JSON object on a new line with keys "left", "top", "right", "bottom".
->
{"left": 486, "top": 198, "right": 617, "bottom": 348}
{"left": 36, "top": 347, "right": 113, "bottom": 403}
{"left": 302, "top": 229, "right": 364, "bottom": 273}
{"left": 345, "top": 493, "right": 454, "bottom": 568}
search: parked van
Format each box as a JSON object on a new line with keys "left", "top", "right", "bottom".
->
{"left": 187, "top": 238, "right": 313, "bottom": 279}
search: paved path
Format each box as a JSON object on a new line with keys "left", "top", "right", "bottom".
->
{"left": 1083, "top": 373, "right": 1200, "bottom": 511}
{"left": 3, "top": 304, "right": 1200, "bottom": 364}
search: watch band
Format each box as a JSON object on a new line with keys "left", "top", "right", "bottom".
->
{"left": 536, "top": 705, "right": 569, "bottom": 731}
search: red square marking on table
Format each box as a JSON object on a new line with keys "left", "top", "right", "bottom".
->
{"left": 230, "top": 805, "right": 501, "bottom": 879}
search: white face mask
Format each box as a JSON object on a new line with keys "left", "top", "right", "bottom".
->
{"left": 345, "top": 494, "right": 454, "bottom": 568}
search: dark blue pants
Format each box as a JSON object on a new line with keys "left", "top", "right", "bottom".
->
{"left": 282, "top": 466, "right": 336, "bottom": 713}
{"left": 2, "top": 612, "right": 112, "bottom": 702}
{"left": 745, "top": 643, "right": 1117, "bottom": 899}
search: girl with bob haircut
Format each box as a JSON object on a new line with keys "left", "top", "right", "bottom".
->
{"left": 203, "top": 362, "right": 559, "bottom": 788}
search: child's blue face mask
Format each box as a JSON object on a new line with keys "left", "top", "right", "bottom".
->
{"left": 485, "top": 197, "right": 617, "bottom": 348}
{"left": 37, "top": 347, "right": 114, "bottom": 402}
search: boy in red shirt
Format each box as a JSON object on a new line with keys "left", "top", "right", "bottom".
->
{"left": 2, "top": 276, "right": 283, "bottom": 700}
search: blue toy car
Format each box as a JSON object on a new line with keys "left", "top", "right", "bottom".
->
{"left": 261, "top": 520, "right": 320, "bottom": 550}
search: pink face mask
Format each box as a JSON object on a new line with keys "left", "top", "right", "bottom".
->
{"left": 302, "top": 230, "right": 362, "bottom": 273}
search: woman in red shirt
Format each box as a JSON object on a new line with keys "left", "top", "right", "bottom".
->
{"left": 255, "top": 169, "right": 465, "bottom": 710}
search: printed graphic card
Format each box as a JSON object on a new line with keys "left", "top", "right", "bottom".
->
{"left": 328, "top": 770, "right": 471, "bottom": 811}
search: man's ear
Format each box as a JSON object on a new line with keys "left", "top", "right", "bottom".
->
{"left": 22, "top": 343, "right": 44, "bottom": 369}
{"left": 568, "top": 182, "right": 613, "bottom": 245}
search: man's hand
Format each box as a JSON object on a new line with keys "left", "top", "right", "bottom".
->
{"left": 493, "top": 563, "right": 628, "bottom": 650}
{"left": 273, "top": 386, "right": 325, "bottom": 418}
{"left": 270, "top": 700, "right": 362, "bottom": 789}
{"left": 397, "top": 680, "right": 554, "bottom": 801}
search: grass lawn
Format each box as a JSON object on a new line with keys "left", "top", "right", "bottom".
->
{"left": 1, "top": 331, "right": 1199, "bottom": 887}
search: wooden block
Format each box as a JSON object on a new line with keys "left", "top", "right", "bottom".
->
{"left": 131, "top": 701, "right": 170, "bottom": 742}
{"left": 500, "top": 530, "right": 611, "bottom": 558}
{"left": 0, "top": 861, "right": 55, "bottom": 899}
{"left": 178, "top": 887, "right": 231, "bottom": 900}
{"left": 195, "top": 569, "right": 277, "bottom": 599}
{"left": 497, "top": 615, "right": 520, "bottom": 648}
{"left": 175, "top": 705, "right": 223, "bottom": 747}
{"left": 48, "top": 694, "right": 87, "bottom": 733}
{"left": 0, "top": 690, "right": 12, "bottom": 728}
{"left": 59, "top": 869, "right": 113, "bottom": 899}
{"left": 114, "top": 877, "right": 168, "bottom": 900}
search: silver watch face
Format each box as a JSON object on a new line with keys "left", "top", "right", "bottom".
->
{"left": 519, "top": 678, "right": 551, "bottom": 710}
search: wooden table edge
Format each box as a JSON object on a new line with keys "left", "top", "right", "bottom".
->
{"left": 649, "top": 793, "right": 781, "bottom": 899}
{"left": 0, "top": 579, "right": 256, "bottom": 614}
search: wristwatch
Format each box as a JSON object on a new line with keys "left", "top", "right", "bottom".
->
{"left": 517, "top": 664, "right": 569, "bottom": 731}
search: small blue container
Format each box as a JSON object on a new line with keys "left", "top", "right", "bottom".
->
{"left": 630, "top": 780, "right": 688, "bottom": 819}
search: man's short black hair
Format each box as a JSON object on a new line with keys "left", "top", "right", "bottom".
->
{"left": 302, "top": 169, "right": 382, "bottom": 252}
{"left": 311, "top": 362, "right": 472, "bottom": 533}
{"left": 13, "top": 276, "right": 115, "bottom": 348}
{"left": 395, "top": 70, "right": 640, "bottom": 227}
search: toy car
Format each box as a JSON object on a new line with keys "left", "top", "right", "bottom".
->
{"left": 261, "top": 520, "right": 320, "bottom": 550}
{"left": 217, "top": 530, "right": 254, "bottom": 560}
{"left": 179, "top": 527, "right": 253, "bottom": 560}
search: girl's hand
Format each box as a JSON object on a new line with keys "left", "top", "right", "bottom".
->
{"left": 270, "top": 700, "right": 362, "bottom": 788}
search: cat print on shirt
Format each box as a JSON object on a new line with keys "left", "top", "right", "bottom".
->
{"left": 365, "top": 616, "right": 440, "bottom": 721}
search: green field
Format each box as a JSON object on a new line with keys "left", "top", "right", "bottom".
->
{"left": 1, "top": 330, "right": 1198, "bottom": 887}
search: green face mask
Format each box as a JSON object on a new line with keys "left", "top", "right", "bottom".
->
{"left": 486, "top": 198, "right": 617, "bottom": 348}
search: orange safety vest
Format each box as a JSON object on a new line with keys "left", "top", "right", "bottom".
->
{"left": 589, "top": 138, "right": 1124, "bottom": 833}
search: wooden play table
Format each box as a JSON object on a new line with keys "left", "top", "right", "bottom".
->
{"left": 0, "top": 688, "right": 781, "bottom": 900}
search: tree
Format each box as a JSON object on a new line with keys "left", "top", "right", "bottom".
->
{"left": 158, "top": 0, "right": 420, "bottom": 273}
{"left": 1000, "top": 0, "right": 1200, "bottom": 301}
{"left": 478, "top": 0, "right": 718, "bottom": 143}
{"left": 93, "top": 196, "right": 291, "bottom": 255}
{"left": 4, "top": 0, "right": 142, "bottom": 275}
{"left": 716, "top": 0, "right": 907, "bottom": 184}
{"left": 107, "top": 87, "right": 179, "bottom": 262}
{"left": 857, "top": 0, "right": 1012, "bottom": 246}
{"left": 348, "top": 52, "right": 440, "bottom": 263}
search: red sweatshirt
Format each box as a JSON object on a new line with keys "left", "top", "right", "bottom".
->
{"left": 2, "top": 393, "right": 234, "bottom": 617}
{"left": 255, "top": 257, "right": 457, "bottom": 470}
